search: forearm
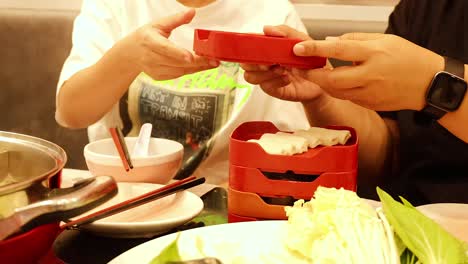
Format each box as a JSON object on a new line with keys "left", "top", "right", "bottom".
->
{"left": 438, "top": 64, "right": 468, "bottom": 142}
{"left": 56, "top": 43, "right": 140, "bottom": 128}
{"left": 302, "top": 96, "right": 394, "bottom": 191}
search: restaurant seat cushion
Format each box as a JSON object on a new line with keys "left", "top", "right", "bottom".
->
{"left": 0, "top": 8, "right": 88, "bottom": 169}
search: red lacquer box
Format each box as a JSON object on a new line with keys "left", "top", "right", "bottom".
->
{"left": 228, "top": 121, "right": 358, "bottom": 221}
{"left": 193, "top": 29, "right": 326, "bottom": 69}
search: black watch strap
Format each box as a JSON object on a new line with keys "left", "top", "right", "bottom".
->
{"left": 421, "top": 56, "right": 465, "bottom": 120}
{"left": 421, "top": 104, "right": 446, "bottom": 119}
{"left": 445, "top": 56, "right": 465, "bottom": 78}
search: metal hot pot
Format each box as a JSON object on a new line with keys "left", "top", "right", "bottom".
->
{"left": 0, "top": 131, "right": 117, "bottom": 264}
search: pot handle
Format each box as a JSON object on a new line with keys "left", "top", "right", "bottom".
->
{"left": 0, "top": 175, "right": 117, "bottom": 240}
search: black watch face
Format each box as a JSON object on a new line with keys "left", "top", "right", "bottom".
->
{"left": 427, "top": 72, "right": 468, "bottom": 111}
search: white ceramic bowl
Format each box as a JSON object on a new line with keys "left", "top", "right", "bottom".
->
{"left": 84, "top": 137, "right": 183, "bottom": 184}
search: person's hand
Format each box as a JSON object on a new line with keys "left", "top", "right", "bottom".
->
{"left": 240, "top": 25, "right": 327, "bottom": 104}
{"left": 292, "top": 33, "right": 444, "bottom": 111}
{"left": 114, "top": 9, "right": 219, "bottom": 80}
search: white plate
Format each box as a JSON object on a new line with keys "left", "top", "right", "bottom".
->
{"left": 109, "top": 204, "right": 468, "bottom": 263}
{"left": 109, "top": 221, "right": 292, "bottom": 264}
{"left": 417, "top": 203, "right": 468, "bottom": 242}
{"left": 362, "top": 198, "right": 381, "bottom": 209}
{"left": 61, "top": 168, "right": 217, "bottom": 197}
{"left": 69, "top": 182, "right": 204, "bottom": 238}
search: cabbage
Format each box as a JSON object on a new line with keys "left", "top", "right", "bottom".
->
{"left": 284, "top": 187, "right": 396, "bottom": 264}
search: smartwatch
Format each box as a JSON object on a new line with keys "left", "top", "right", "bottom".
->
{"left": 421, "top": 56, "right": 467, "bottom": 120}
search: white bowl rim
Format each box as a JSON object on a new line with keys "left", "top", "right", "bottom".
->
{"left": 84, "top": 137, "right": 183, "bottom": 167}
{"left": 417, "top": 203, "right": 468, "bottom": 221}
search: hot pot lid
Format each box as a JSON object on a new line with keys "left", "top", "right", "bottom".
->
{"left": 0, "top": 131, "right": 66, "bottom": 195}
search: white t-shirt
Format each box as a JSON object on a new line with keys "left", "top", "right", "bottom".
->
{"left": 58, "top": 0, "right": 310, "bottom": 185}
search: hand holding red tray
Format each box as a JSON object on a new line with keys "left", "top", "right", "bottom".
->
{"left": 193, "top": 29, "right": 326, "bottom": 69}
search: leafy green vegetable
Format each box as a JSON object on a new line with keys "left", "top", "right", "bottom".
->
{"left": 393, "top": 230, "right": 408, "bottom": 257}
{"left": 400, "top": 248, "right": 419, "bottom": 264}
{"left": 149, "top": 233, "right": 181, "bottom": 264}
{"left": 191, "top": 213, "right": 227, "bottom": 226}
{"left": 376, "top": 207, "right": 399, "bottom": 264}
{"left": 399, "top": 196, "right": 414, "bottom": 208}
{"left": 377, "top": 187, "right": 468, "bottom": 264}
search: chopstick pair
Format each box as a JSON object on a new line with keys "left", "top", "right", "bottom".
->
{"left": 109, "top": 127, "right": 133, "bottom": 171}
{"left": 61, "top": 176, "right": 205, "bottom": 230}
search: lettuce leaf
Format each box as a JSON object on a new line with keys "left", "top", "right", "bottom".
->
{"left": 377, "top": 187, "right": 468, "bottom": 264}
{"left": 149, "top": 233, "right": 181, "bottom": 264}
{"left": 400, "top": 248, "right": 419, "bottom": 264}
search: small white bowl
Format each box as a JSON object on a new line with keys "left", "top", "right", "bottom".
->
{"left": 84, "top": 137, "right": 183, "bottom": 184}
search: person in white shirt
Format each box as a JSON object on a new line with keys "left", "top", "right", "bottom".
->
{"left": 56, "top": 0, "right": 310, "bottom": 185}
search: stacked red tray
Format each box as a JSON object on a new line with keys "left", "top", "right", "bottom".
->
{"left": 193, "top": 29, "right": 326, "bottom": 69}
{"left": 228, "top": 121, "right": 358, "bottom": 222}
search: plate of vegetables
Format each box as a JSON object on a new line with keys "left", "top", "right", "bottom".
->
{"left": 109, "top": 187, "right": 468, "bottom": 264}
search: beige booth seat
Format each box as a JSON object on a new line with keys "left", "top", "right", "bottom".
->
{"left": 0, "top": 8, "right": 88, "bottom": 169}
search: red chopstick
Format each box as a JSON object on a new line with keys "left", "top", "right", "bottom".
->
{"left": 109, "top": 127, "right": 133, "bottom": 171}
{"left": 60, "top": 176, "right": 202, "bottom": 230}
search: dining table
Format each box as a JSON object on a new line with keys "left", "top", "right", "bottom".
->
{"left": 50, "top": 169, "right": 468, "bottom": 264}
{"left": 53, "top": 169, "right": 228, "bottom": 264}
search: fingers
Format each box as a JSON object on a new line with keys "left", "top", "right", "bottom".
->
{"left": 143, "top": 33, "right": 218, "bottom": 67}
{"left": 143, "top": 33, "right": 192, "bottom": 62}
{"left": 244, "top": 70, "right": 286, "bottom": 85}
{"left": 241, "top": 63, "right": 290, "bottom": 93}
{"left": 259, "top": 76, "right": 291, "bottom": 95}
{"left": 146, "top": 64, "right": 217, "bottom": 81}
{"left": 263, "top": 25, "right": 311, "bottom": 40}
{"left": 293, "top": 39, "right": 373, "bottom": 62}
{"left": 135, "top": 10, "right": 196, "bottom": 65}
{"left": 191, "top": 55, "right": 219, "bottom": 67}
{"left": 338, "top": 32, "right": 383, "bottom": 41}
{"left": 144, "top": 50, "right": 218, "bottom": 69}
{"left": 295, "top": 65, "right": 367, "bottom": 91}
{"left": 152, "top": 9, "right": 196, "bottom": 37}
{"left": 240, "top": 63, "right": 271, "bottom": 72}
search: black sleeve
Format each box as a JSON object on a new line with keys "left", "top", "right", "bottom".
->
{"left": 385, "top": 0, "right": 412, "bottom": 38}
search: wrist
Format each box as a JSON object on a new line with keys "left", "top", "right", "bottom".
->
{"left": 413, "top": 53, "right": 444, "bottom": 111}
{"left": 421, "top": 56, "right": 468, "bottom": 120}
{"left": 100, "top": 37, "right": 142, "bottom": 81}
{"left": 302, "top": 93, "right": 334, "bottom": 113}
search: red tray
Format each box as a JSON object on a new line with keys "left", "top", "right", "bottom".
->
{"left": 229, "top": 165, "right": 357, "bottom": 198}
{"left": 228, "top": 212, "right": 260, "bottom": 223}
{"left": 193, "top": 29, "right": 326, "bottom": 69}
{"left": 228, "top": 187, "right": 288, "bottom": 220}
{"left": 229, "top": 121, "right": 358, "bottom": 173}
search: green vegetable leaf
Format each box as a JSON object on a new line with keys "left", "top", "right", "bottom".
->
{"left": 191, "top": 213, "right": 227, "bottom": 226}
{"left": 399, "top": 196, "right": 414, "bottom": 208}
{"left": 149, "top": 233, "right": 181, "bottom": 264}
{"left": 377, "top": 187, "right": 467, "bottom": 264}
{"left": 400, "top": 248, "right": 419, "bottom": 264}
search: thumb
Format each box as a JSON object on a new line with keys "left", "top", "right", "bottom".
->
{"left": 152, "top": 9, "right": 196, "bottom": 37}
{"left": 334, "top": 32, "right": 383, "bottom": 41}
{"left": 264, "top": 25, "right": 311, "bottom": 41}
